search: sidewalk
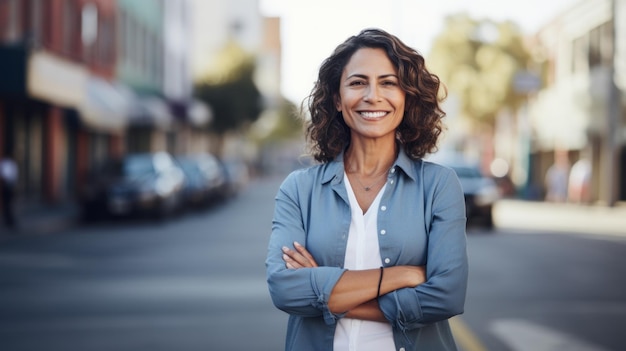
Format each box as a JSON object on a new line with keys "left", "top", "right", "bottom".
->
{"left": 493, "top": 199, "right": 626, "bottom": 237}
{"left": 0, "top": 200, "right": 80, "bottom": 237}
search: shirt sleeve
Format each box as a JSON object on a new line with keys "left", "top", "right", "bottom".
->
{"left": 265, "top": 171, "right": 347, "bottom": 325}
{"left": 378, "top": 167, "right": 468, "bottom": 331}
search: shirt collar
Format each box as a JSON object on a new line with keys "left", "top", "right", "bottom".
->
{"left": 321, "top": 147, "right": 418, "bottom": 185}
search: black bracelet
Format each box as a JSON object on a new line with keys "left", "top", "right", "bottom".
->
{"left": 377, "top": 266, "right": 384, "bottom": 298}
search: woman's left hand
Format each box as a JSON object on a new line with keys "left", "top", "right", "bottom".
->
{"left": 282, "top": 242, "right": 318, "bottom": 269}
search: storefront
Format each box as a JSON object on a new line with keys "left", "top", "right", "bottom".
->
{"left": 0, "top": 49, "right": 133, "bottom": 204}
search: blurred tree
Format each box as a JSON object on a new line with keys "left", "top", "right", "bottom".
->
{"left": 194, "top": 39, "right": 262, "bottom": 135}
{"left": 428, "top": 14, "right": 531, "bottom": 126}
{"left": 259, "top": 98, "right": 301, "bottom": 141}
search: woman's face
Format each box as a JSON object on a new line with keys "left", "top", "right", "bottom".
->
{"left": 336, "top": 47, "right": 406, "bottom": 142}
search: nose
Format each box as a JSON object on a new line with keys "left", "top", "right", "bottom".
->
{"left": 363, "top": 86, "right": 381, "bottom": 102}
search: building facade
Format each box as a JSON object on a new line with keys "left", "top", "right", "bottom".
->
{"left": 0, "top": 0, "right": 205, "bottom": 214}
{"left": 526, "top": 0, "right": 625, "bottom": 204}
{"left": 0, "top": 0, "right": 126, "bottom": 207}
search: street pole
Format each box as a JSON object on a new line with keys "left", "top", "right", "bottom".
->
{"left": 603, "top": 0, "right": 620, "bottom": 206}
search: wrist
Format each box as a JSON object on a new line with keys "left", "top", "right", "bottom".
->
{"left": 376, "top": 266, "right": 384, "bottom": 298}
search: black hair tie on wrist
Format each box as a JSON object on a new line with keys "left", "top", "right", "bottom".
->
{"left": 377, "top": 266, "right": 384, "bottom": 298}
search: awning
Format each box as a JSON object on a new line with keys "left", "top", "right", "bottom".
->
{"left": 140, "top": 96, "right": 173, "bottom": 129}
{"left": 27, "top": 50, "right": 87, "bottom": 108}
{"left": 126, "top": 95, "right": 175, "bottom": 130}
{"left": 27, "top": 50, "right": 132, "bottom": 133}
{"left": 77, "top": 78, "right": 132, "bottom": 133}
{"left": 26, "top": 50, "right": 186, "bottom": 133}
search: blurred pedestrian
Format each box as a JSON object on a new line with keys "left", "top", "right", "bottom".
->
{"left": 266, "top": 28, "right": 468, "bottom": 351}
{"left": 568, "top": 157, "right": 592, "bottom": 204}
{"left": 544, "top": 149, "right": 569, "bottom": 202}
{"left": 0, "top": 151, "right": 18, "bottom": 229}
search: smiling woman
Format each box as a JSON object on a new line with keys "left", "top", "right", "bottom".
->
{"left": 260, "top": 0, "right": 576, "bottom": 105}
{"left": 266, "top": 28, "right": 468, "bottom": 351}
{"left": 337, "top": 48, "right": 406, "bottom": 145}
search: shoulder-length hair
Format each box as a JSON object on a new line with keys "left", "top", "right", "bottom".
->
{"left": 302, "top": 28, "right": 447, "bottom": 163}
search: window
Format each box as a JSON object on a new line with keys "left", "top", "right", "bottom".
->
{"left": 593, "top": 20, "right": 613, "bottom": 67}
{"left": 81, "top": 3, "right": 98, "bottom": 48}
{"left": 572, "top": 36, "right": 587, "bottom": 74}
{"left": 29, "top": 0, "right": 44, "bottom": 47}
{"left": 98, "top": 17, "right": 114, "bottom": 65}
{"left": 573, "top": 20, "right": 614, "bottom": 72}
{"left": 117, "top": 10, "right": 125, "bottom": 62}
{"left": 62, "top": 0, "right": 78, "bottom": 56}
{"left": 0, "top": 0, "right": 21, "bottom": 43}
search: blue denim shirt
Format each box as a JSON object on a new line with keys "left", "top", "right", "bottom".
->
{"left": 266, "top": 149, "right": 468, "bottom": 351}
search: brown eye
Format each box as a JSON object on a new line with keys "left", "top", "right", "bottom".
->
{"left": 349, "top": 80, "right": 366, "bottom": 86}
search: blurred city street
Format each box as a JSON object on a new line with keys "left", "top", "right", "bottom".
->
{"left": 1, "top": 173, "right": 625, "bottom": 351}
{"left": 1, "top": 0, "right": 626, "bottom": 350}
{"left": 0, "top": 175, "right": 288, "bottom": 351}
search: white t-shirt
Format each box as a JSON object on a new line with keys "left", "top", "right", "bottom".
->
{"left": 334, "top": 173, "right": 394, "bottom": 351}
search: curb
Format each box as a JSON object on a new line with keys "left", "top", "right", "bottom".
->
{"left": 1, "top": 204, "right": 79, "bottom": 237}
{"left": 493, "top": 200, "right": 626, "bottom": 237}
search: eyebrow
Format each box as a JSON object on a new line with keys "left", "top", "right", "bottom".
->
{"left": 346, "top": 73, "right": 399, "bottom": 80}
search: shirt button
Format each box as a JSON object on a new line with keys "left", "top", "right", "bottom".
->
{"left": 384, "top": 258, "right": 390, "bottom": 264}
{"left": 380, "top": 229, "right": 386, "bottom": 235}
{"left": 381, "top": 205, "right": 387, "bottom": 211}
{"left": 390, "top": 167, "right": 396, "bottom": 174}
{"left": 399, "top": 348, "right": 405, "bottom": 351}
{"left": 389, "top": 179, "right": 394, "bottom": 185}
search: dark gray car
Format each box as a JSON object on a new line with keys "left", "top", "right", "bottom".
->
{"left": 80, "top": 152, "right": 185, "bottom": 220}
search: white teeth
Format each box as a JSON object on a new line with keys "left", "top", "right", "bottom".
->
{"left": 360, "top": 111, "right": 387, "bottom": 118}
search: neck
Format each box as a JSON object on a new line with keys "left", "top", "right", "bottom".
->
{"left": 345, "top": 139, "right": 397, "bottom": 176}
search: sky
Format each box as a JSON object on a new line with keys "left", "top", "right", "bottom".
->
{"left": 259, "top": 0, "right": 579, "bottom": 104}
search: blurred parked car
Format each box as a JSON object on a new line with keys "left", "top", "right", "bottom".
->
{"left": 80, "top": 152, "right": 185, "bottom": 220}
{"left": 174, "top": 153, "right": 227, "bottom": 207}
{"left": 428, "top": 153, "right": 500, "bottom": 227}
{"left": 219, "top": 158, "right": 249, "bottom": 197}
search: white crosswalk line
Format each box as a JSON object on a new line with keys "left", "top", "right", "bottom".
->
{"left": 489, "top": 319, "right": 610, "bottom": 351}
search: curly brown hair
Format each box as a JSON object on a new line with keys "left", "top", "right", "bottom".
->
{"left": 302, "top": 28, "right": 447, "bottom": 163}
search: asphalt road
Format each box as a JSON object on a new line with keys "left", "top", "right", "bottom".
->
{"left": 459, "top": 227, "right": 626, "bottom": 351}
{"left": 0, "top": 174, "right": 625, "bottom": 351}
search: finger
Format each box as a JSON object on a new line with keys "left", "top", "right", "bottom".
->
{"left": 294, "top": 242, "right": 318, "bottom": 267}
{"left": 282, "top": 246, "right": 312, "bottom": 267}
{"left": 283, "top": 253, "right": 303, "bottom": 269}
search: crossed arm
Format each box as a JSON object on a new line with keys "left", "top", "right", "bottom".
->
{"left": 282, "top": 242, "right": 426, "bottom": 322}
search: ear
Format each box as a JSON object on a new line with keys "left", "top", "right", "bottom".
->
{"left": 334, "top": 95, "right": 342, "bottom": 112}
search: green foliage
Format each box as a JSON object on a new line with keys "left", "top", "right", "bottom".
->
{"left": 194, "top": 41, "right": 262, "bottom": 134}
{"left": 263, "top": 98, "right": 302, "bottom": 141}
{"left": 428, "top": 13, "right": 531, "bottom": 125}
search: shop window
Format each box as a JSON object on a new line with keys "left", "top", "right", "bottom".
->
{"left": 589, "top": 20, "right": 613, "bottom": 68}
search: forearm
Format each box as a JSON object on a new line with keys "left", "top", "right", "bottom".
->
{"left": 345, "top": 300, "right": 387, "bottom": 322}
{"left": 328, "top": 266, "right": 424, "bottom": 314}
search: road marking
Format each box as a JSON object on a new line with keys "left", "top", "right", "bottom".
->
{"left": 450, "top": 316, "right": 488, "bottom": 351}
{"left": 489, "top": 318, "right": 610, "bottom": 351}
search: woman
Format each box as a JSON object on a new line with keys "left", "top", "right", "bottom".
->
{"left": 266, "top": 28, "right": 468, "bottom": 351}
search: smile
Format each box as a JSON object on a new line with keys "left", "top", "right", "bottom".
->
{"left": 359, "top": 111, "right": 388, "bottom": 119}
